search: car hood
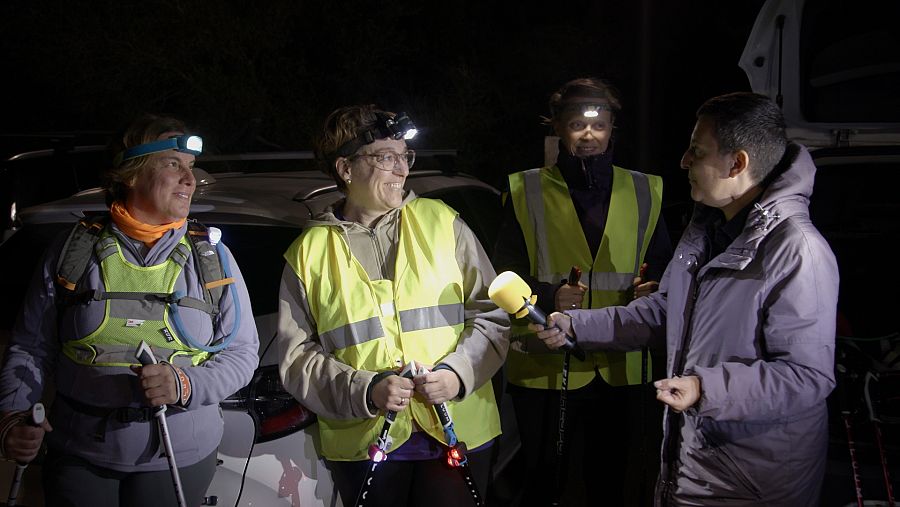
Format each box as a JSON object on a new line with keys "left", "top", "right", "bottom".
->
{"left": 739, "top": 0, "right": 900, "bottom": 148}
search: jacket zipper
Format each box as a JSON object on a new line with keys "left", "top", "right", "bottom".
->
{"left": 662, "top": 267, "right": 702, "bottom": 502}
{"left": 368, "top": 228, "right": 387, "bottom": 280}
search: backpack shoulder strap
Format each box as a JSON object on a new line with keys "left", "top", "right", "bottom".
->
{"left": 55, "top": 212, "right": 109, "bottom": 292}
{"left": 185, "top": 221, "right": 234, "bottom": 314}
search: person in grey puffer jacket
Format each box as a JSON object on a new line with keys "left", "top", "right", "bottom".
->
{"left": 531, "top": 92, "right": 838, "bottom": 506}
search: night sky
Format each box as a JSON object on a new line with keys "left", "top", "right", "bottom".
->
{"left": 1, "top": 0, "right": 765, "bottom": 202}
{"left": 2, "top": 4, "right": 899, "bottom": 504}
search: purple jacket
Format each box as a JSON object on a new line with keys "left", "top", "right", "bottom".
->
{"left": 568, "top": 144, "right": 838, "bottom": 506}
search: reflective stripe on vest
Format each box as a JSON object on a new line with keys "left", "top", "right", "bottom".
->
{"left": 284, "top": 198, "right": 501, "bottom": 461}
{"left": 61, "top": 231, "right": 212, "bottom": 367}
{"left": 507, "top": 165, "right": 662, "bottom": 389}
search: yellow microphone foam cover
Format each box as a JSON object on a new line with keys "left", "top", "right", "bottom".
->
{"left": 488, "top": 271, "right": 532, "bottom": 315}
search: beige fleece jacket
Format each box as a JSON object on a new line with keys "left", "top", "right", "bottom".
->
{"left": 277, "top": 191, "right": 509, "bottom": 420}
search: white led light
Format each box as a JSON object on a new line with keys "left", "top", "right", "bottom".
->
{"left": 404, "top": 128, "right": 418, "bottom": 140}
{"left": 208, "top": 227, "right": 222, "bottom": 246}
{"left": 185, "top": 135, "right": 203, "bottom": 152}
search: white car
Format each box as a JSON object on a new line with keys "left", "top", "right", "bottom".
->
{"left": 0, "top": 150, "right": 514, "bottom": 506}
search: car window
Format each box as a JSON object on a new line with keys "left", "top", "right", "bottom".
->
{"left": 193, "top": 151, "right": 458, "bottom": 175}
{"left": 809, "top": 154, "right": 900, "bottom": 337}
{"left": 2, "top": 150, "right": 106, "bottom": 209}
{"left": 0, "top": 223, "right": 72, "bottom": 328}
{"left": 207, "top": 223, "right": 302, "bottom": 317}
{"left": 800, "top": 0, "right": 900, "bottom": 122}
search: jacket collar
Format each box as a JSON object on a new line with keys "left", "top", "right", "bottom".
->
{"left": 685, "top": 143, "right": 814, "bottom": 274}
{"left": 308, "top": 190, "right": 418, "bottom": 230}
{"left": 555, "top": 139, "right": 615, "bottom": 190}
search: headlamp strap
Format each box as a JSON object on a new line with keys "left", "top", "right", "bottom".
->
{"left": 332, "top": 112, "right": 416, "bottom": 159}
{"left": 117, "top": 135, "right": 203, "bottom": 165}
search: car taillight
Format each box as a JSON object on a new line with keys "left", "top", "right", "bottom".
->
{"left": 221, "top": 365, "right": 316, "bottom": 443}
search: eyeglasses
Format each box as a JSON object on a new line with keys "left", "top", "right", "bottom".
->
{"left": 350, "top": 150, "right": 416, "bottom": 171}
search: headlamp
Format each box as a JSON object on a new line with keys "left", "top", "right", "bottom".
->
{"left": 334, "top": 112, "right": 418, "bottom": 158}
{"left": 118, "top": 135, "right": 204, "bottom": 164}
{"left": 575, "top": 103, "right": 610, "bottom": 118}
{"left": 554, "top": 102, "right": 613, "bottom": 119}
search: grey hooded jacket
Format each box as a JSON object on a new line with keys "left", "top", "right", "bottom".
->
{"left": 0, "top": 221, "right": 260, "bottom": 472}
{"left": 568, "top": 144, "right": 838, "bottom": 506}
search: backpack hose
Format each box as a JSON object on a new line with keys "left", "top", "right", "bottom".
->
{"left": 168, "top": 240, "right": 241, "bottom": 353}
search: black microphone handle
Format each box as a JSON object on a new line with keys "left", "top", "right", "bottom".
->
{"left": 524, "top": 301, "right": 586, "bottom": 361}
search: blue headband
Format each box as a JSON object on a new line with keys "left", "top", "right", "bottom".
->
{"left": 118, "top": 135, "right": 203, "bottom": 164}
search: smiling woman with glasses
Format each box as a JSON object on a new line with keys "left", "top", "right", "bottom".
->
{"left": 275, "top": 104, "right": 509, "bottom": 506}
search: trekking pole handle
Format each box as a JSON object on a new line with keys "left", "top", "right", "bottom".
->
{"left": 567, "top": 266, "right": 582, "bottom": 288}
{"left": 135, "top": 341, "right": 167, "bottom": 415}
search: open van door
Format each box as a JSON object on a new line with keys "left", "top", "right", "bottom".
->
{"left": 739, "top": 0, "right": 900, "bottom": 148}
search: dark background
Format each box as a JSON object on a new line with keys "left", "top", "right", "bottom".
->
{"left": 0, "top": 0, "right": 765, "bottom": 201}
{"left": 3, "top": 2, "right": 900, "bottom": 505}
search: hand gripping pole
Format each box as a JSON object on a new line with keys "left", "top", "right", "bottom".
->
{"left": 135, "top": 341, "right": 187, "bottom": 507}
{"left": 5, "top": 403, "right": 45, "bottom": 507}
{"left": 354, "top": 363, "right": 417, "bottom": 506}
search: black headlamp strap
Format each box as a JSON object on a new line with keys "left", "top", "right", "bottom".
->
{"left": 334, "top": 123, "right": 383, "bottom": 158}
{"left": 332, "top": 112, "right": 414, "bottom": 159}
{"left": 335, "top": 138, "right": 366, "bottom": 159}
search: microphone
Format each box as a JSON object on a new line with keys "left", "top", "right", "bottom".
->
{"left": 488, "top": 271, "right": 585, "bottom": 361}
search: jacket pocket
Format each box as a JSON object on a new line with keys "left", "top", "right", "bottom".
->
{"left": 707, "top": 443, "right": 763, "bottom": 500}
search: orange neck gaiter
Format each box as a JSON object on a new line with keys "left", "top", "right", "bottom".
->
{"left": 110, "top": 201, "right": 186, "bottom": 247}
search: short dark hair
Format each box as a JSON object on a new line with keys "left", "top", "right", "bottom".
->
{"left": 315, "top": 104, "right": 396, "bottom": 191}
{"left": 104, "top": 114, "right": 191, "bottom": 206}
{"left": 696, "top": 92, "right": 788, "bottom": 183}
{"left": 547, "top": 77, "right": 622, "bottom": 122}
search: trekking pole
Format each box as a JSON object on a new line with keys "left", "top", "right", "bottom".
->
{"left": 426, "top": 365, "right": 483, "bottom": 507}
{"left": 354, "top": 408, "right": 398, "bottom": 506}
{"left": 5, "top": 403, "right": 45, "bottom": 507}
{"left": 836, "top": 363, "right": 864, "bottom": 507}
{"left": 354, "top": 363, "right": 416, "bottom": 506}
{"left": 550, "top": 350, "right": 572, "bottom": 507}
{"left": 434, "top": 403, "right": 483, "bottom": 506}
{"left": 135, "top": 341, "right": 187, "bottom": 507}
{"left": 864, "top": 372, "right": 896, "bottom": 507}
{"left": 551, "top": 266, "right": 581, "bottom": 506}
{"left": 638, "top": 262, "right": 650, "bottom": 507}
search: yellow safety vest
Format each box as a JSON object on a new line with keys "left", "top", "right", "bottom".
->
{"left": 284, "top": 198, "right": 501, "bottom": 461}
{"left": 507, "top": 165, "right": 662, "bottom": 389}
{"left": 62, "top": 231, "right": 212, "bottom": 367}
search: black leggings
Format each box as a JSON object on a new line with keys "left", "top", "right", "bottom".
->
{"left": 328, "top": 446, "right": 492, "bottom": 507}
{"left": 42, "top": 448, "right": 218, "bottom": 507}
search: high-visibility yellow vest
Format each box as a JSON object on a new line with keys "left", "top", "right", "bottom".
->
{"left": 506, "top": 165, "right": 662, "bottom": 390}
{"left": 284, "top": 198, "right": 501, "bottom": 461}
{"left": 62, "top": 231, "right": 212, "bottom": 367}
